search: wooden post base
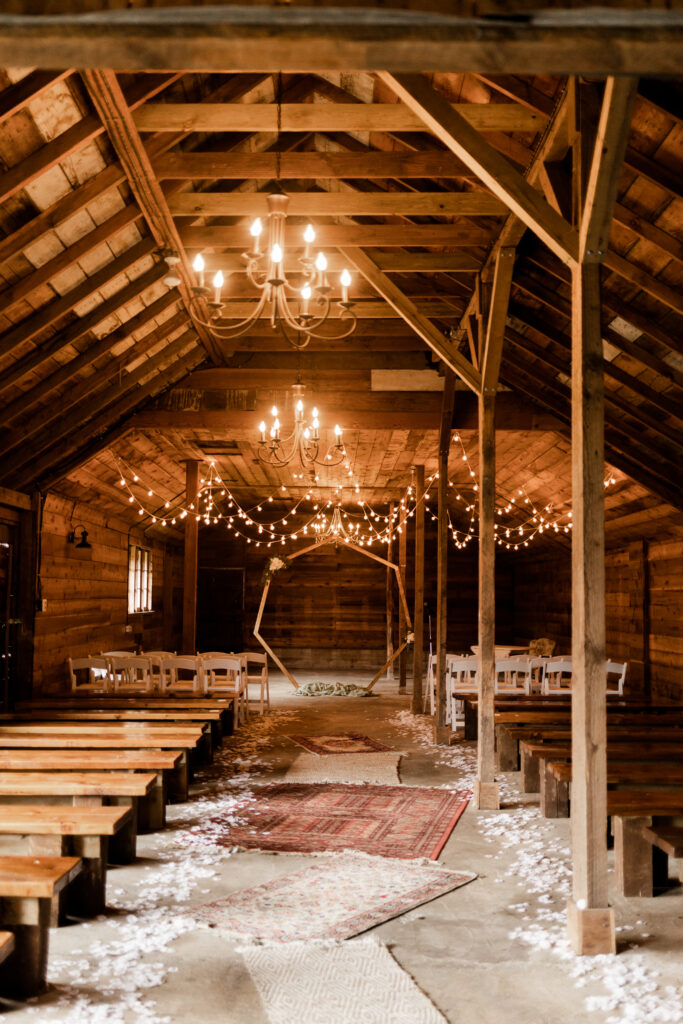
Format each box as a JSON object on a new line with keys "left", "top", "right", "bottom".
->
{"left": 567, "top": 900, "right": 616, "bottom": 956}
{"left": 433, "top": 723, "right": 452, "bottom": 745}
{"left": 473, "top": 780, "right": 500, "bottom": 810}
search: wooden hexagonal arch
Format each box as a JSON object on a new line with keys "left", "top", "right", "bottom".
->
{"left": 253, "top": 537, "right": 412, "bottom": 690}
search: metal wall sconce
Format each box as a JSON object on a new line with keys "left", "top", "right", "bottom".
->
{"left": 68, "top": 525, "right": 92, "bottom": 549}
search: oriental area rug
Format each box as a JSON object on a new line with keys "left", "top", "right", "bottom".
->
{"left": 214, "top": 783, "right": 470, "bottom": 860}
{"left": 284, "top": 752, "right": 402, "bottom": 785}
{"left": 192, "top": 852, "right": 475, "bottom": 942}
{"left": 241, "top": 937, "right": 448, "bottom": 1024}
{"left": 289, "top": 733, "right": 395, "bottom": 754}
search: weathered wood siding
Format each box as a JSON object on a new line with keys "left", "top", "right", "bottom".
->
{"left": 33, "top": 492, "right": 182, "bottom": 695}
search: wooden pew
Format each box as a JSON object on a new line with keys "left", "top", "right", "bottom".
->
{"left": 641, "top": 826, "right": 683, "bottom": 886}
{"left": 0, "top": 722, "right": 213, "bottom": 765}
{"left": 4, "top": 707, "right": 225, "bottom": 742}
{"left": 0, "top": 771, "right": 157, "bottom": 863}
{"left": 608, "top": 791, "right": 683, "bottom": 898}
{"left": 18, "top": 697, "right": 235, "bottom": 736}
{"left": 541, "top": 759, "right": 683, "bottom": 819}
{"left": 515, "top": 734, "right": 683, "bottom": 791}
{"left": 461, "top": 696, "right": 670, "bottom": 740}
{"left": 0, "top": 806, "right": 130, "bottom": 918}
{"left": 0, "top": 749, "right": 183, "bottom": 820}
{"left": 0, "top": 856, "right": 81, "bottom": 998}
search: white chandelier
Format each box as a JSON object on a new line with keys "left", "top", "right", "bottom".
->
{"left": 313, "top": 506, "right": 360, "bottom": 544}
{"left": 188, "top": 192, "right": 357, "bottom": 350}
{"left": 257, "top": 384, "right": 346, "bottom": 469}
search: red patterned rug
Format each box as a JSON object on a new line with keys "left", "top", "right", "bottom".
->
{"left": 288, "top": 734, "right": 395, "bottom": 755}
{"left": 213, "top": 784, "right": 470, "bottom": 860}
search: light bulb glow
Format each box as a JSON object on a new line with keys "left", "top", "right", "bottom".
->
{"left": 192, "top": 253, "right": 205, "bottom": 273}
{"left": 340, "top": 269, "right": 351, "bottom": 287}
{"left": 315, "top": 252, "right": 327, "bottom": 271}
{"left": 250, "top": 218, "right": 262, "bottom": 238}
{"left": 271, "top": 243, "right": 283, "bottom": 264}
{"left": 304, "top": 224, "right": 315, "bottom": 243}
{"left": 212, "top": 270, "right": 224, "bottom": 289}
{"left": 301, "top": 285, "right": 312, "bottom": 300}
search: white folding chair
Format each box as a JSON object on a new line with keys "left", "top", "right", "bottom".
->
{"left": 606, "top": 660, "right": 628, "bottom": 695}
{"left": 495, "top": 657, "right": 533, "bottom": 695}
{"left": 202, "top": 655, "right": 247, "bottom": 725}
{"left": 542, "top": 657, "right": 573, "bottom": 694}
{"left": 108, "top": 655, "right": 154, "bottom": 692}
{"left": 142, "top": 650, "right": 176, "bottom": 691}
{"left": 239, "top": 651, "right": 270, "bottom": 714}
{"left": 447, "top": 655, "right": 478, "bottom": 725}
{"left": 67, "top": 656, "right": 111, "bottom": 693}
{"left": 158, "top": 655, "right": 203, "bottom": 695}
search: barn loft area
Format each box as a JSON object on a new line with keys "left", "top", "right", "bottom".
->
{"left": 0, "top": 4, "right": 682, "bottom": 1021}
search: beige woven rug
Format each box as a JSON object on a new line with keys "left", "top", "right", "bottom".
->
{"left": 283, "top": 752, "right": 401, "bottom": 785}
{"left": 241, "top": 936, "right": 447, "bottom": 1024}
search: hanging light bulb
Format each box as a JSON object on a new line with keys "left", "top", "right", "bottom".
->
{"left": 192, "top": 252, "right": 205, "bottom": 288}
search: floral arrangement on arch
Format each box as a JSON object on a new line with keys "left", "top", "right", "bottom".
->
{"left": 261, "top": 553, "right": 291, "bottom": 586}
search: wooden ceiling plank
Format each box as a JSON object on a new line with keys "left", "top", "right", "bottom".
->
{"left": 602, "top": 248, "right": 683, "bottom": 316}
{"left": 180, "top": 224, "right": 494, "bottom": 249}
{"left": 135, "top": 102, "right": 546, "bottom": 135}
{"left": 338, "top": 245, "right": 480, "bottom": 392}
{"left": 0, "top": 70, "right": 73, "bottom": 126}
{"left": 580, "top": 77, "right": 639, "bottom": 263}
{"left": 9, "top": 333, "right": 201, "bottom": 488}
{"left": 379, "top": 72, "right": 579, "bottom": 264}
{"left": 0, "top": 254, "right": 164, "bottom": 393}
{"left": 0, "top": 204, "right": 144, "bottom": 319}
{"left": 169, "top": 191, "right": 506, "bottom": 217}
{"left": 613, "top": 202, "right": 683, "bottom": 268}
{"left": 82, "top": 69, "right": 221, "bottom": 364}
{"left": 154, "top": 151, "right": 476, "bottom": 181}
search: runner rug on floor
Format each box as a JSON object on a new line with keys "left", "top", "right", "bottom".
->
{"left": 284, "top": 752, "right": 402, "bottom": 785}
{"left": 242, "top": 936, "right": 447, "bottom": 1024}
{"left": 192, "top": 852, "right": 475, "bottom": 941}
{"left": 213, "top": 783, "right": 470, "bottom": 859}
{"left": 289, "top": 733, "right": 395, "bottom": 754}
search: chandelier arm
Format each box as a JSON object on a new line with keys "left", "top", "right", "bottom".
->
{"left": 298, "top": 306, "right": 358, "bottom": 341}
{"left": 188, "top": 288, "right": 273, "bottom": 339}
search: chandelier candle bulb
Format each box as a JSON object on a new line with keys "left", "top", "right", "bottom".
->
{"left": 341, "top": 268, "right": 352, "bottom": 303}
{"left": 212, "top": 270, "right": 224, "bottom": 304}
{"left": 259, "top": 421, "right": 266, "bottom": 443}
{"left": 192, "top": 252, "right": 205, "bottom": 288}
{"left": 303, "top": 223, "right": 315, "bottom": 259}
{"left": 300, "top": 284, "right": 311, "bottom": 315}
{"left": 315, "top": 251, "right": 327, "bottom": 288}
{"left": 250, "top": 217, "right": 262, "bottom": 254}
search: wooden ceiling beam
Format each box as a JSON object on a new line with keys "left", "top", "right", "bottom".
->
{"left": 9, "top": 333, "right": 201, "bottom": 488}
{"left": 602, "top": 248, "right": 683, "bottom": 316}
{"left": 0, "top": 236, "right": 157, "bottom": 364}
{"left": 83, "top": 69, "right": 222, "bottom": 364}
{"left": 212, "top": 299, "right": 465, "bottom": 320}
{"left": 197, "top": 251, "right": 482, "bottom": 274}
{"left": 481, "top": 247, "right": 515, "bottom": 392}
{"left": 180, "top": 224, "right": 494, "bottom": 249}
{"left": 0, "top": 70, "right": 73, "bottom": 126}
{"left": 379, "top": 72, "right": 579, "bottom": 264}
{"left": 154, "top": 151, "right": 476, "bottom": 181}
{"left": 1, "top": 9, "right": 681, "bottom": 73}
{"left": 169, "top": 191, "right": 506, "bottom": 217}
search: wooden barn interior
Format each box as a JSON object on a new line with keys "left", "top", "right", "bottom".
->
{"left": 0, "top": 4, "right": 681, "bottom": 1021}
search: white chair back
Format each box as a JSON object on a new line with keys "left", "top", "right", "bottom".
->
{"left": 203, "top": 655, "right": 247, "bottom": 724}
{"left": 543, "top": 657, "right": 573, "bottom": 694}
{"left": 495, "top": 656, "right": 532, "bottom": 695}
{"left": 159, "top": 655, "right": 203, "bottom": 695}
{"left": 108, "top": 654, "right": 154, "bottom": 692}
{"left": 68, "top": 656, "right": 111, "bottom": 693}
{"left": 606, "top": 660, "right": 628, "bottom": 695}
{"left": 143, "top": 651, "right": 176, "bottom": 689}
{"left": 446, "top": 655, "right": 478, "bottom": 724}
{"left": 239, "top": 651, "right": 270, "bottom": 714}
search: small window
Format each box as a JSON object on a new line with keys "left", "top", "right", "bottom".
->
{"left": 128, "top": 545, "right": 153, "bottom": 613}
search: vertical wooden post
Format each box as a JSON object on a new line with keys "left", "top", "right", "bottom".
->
{"left": 567, "top": 260, "right": 615, "bottom": 955}
{"left": 181, "top": 459, "right": 200, "bottom": 654}
{"left": 627, "top": 539, "right": 649, "bottom": 697}
{"left": 398, "top": 498, "right": 408, "bottom": 692}
{"left": 385, "top": 502, "right": 395, "bottom": 679}
{"left": 434, "top": 372, "right": 455, "bottom": 743}
{"left": 412, "top": 464, "right": 425, "bottom": 714}
{"left": 474, "top": 388, "right": 500, "bottom": 809}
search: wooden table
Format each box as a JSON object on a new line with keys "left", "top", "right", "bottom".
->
{"left": 0, "top": 856, "right": 81, "bottom": 997}
{"left": 0, "top": 805, "right": 130, "bottom": 918}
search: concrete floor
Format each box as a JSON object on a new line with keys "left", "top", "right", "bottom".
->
{"left": 1, "top": 672, "right": 681, "bottom": 1023}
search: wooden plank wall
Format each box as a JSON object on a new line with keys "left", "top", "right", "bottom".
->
{"left": 511, "top": 539, "right": 683, "bottom": 701}
{"left": 33, "top": 492, "right": 182, "bottom": 695}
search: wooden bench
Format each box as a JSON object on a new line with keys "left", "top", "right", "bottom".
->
{"left": 461, "top": 696, "right": 669, "bottom": 740}
{"left": 0, "top": 722, "right": 213, "bottom": 765}
{"left": 0, "top": 771, "right": 157, "bottom": 863}
{"left": 499, "top": 725, "right": 683, "bottom": 776}
{"left": 541, "top": 760, "right": 683, "bottom": 819}
{"left": 517, "top": 738, "right": 683, "bottom": 796}
{"left": 0, "top": 805, "right": 131, "bottom": 919}
{"left": 18, "top": 697, "right": 235, "bottom": 735}
{"left": 608, "top": 791, "right": 683, "bottom": 898}
{"left": 0, "top": 749, "right": 184, "bottom": 819}
{"left": 641, "top": 826, "right": 683, "bottom": 887}
{"left": 5, "top": 707, "right": 225, "bottom": 742}
{"left": 0, "top": 856, "right": 81, "bottom": 997}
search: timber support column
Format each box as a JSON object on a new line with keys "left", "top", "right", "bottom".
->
{"left": 398, "top": 497, "right": 408, "bottom": 692}
{"left": 412, "top": 465, "right": 425, "bottom": 714}
{"left": 386, "top": 502, "right": 395, "bottom": 679}
{"left": 474, "top": 387, "right": 500, "bottom": 810}
{"left": 181, "top": 459, "right": 200, "bottom": 654}
{"left": 567, "top": 260, "right": 614, "bottom": 954}
{"left": 434, "top": 371, "right": 455, "bottom": 744}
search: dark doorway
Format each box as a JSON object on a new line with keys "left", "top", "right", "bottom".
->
{"left": 196, "top": 566, "right": 245, "bottom": 653}
{"left": 0, "top": 523, "right": 19, "bottom": 711}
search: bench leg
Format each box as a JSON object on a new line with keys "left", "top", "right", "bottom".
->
{"left": 27, "top": 835, "right": 65, "bottom": 926}
{"left": 138, "top": 772, "right": 166, "bottom": 832}
{"left": 614, "top": 815, "right": 653, "bottom": 897}
{"left": 0, "top": 895, "right": 51, "bottom": 998}
{"left": 496, "top": 726, "right": 518, "bottom": 772}
{"left": 464, "top": 702, "right": 477, "bottom": 741}
{"left": 167, "top": 754, "right": 189, "bottom": 804}
{"left": 521, "top": 749, "right": 540, "bottom": 793}
{"left": 66, "top": 836, "right": 108, "bottom": 918}
{"left": 107, "top": 797, "right": 138, "bottom": 865}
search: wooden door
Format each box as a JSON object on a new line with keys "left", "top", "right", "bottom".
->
{"left": 196, "top": 566, "right": 245, "bottom": 653}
